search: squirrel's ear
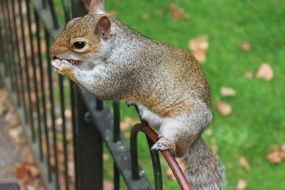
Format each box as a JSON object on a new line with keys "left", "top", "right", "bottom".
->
{"left": 95, "top": 16, "right": 111, "bottom": 40}
{"left": 89, "top": 0, "right": 105, "bottom": 14}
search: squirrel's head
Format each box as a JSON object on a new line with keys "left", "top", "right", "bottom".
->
{"left": 49, "top": 0, "right": 112, "bottom": 65}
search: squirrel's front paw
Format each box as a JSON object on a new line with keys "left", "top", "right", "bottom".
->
{"left": 51, "top": 59, "right": 76, "bottom": 79}
{"left": 151, "top": 137, "right": 175, "bottom": 153}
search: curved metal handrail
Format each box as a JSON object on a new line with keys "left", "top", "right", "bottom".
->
{"left": 130, "top": 123, "right": 191, "bottom": 190}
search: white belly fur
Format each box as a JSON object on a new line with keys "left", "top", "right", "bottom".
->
{"left": 135, "top": 103, "right": 163, "bottom": 128}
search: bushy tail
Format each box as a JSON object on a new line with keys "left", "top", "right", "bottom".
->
{"left": 183, "top": 137, "right": 225, "bottom": 190}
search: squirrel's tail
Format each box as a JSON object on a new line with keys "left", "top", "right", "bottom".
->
{"left": 183, "top": 137, "right": 225, "bottom": 190}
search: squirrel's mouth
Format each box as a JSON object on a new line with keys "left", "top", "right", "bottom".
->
{"left": 53, "top": 57, "right": 79, "bottom": 65}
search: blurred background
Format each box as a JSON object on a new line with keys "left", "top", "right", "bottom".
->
{"left": 0, "top": 0, "right": 284, "bottom": 190}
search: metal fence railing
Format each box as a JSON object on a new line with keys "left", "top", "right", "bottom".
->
{"left": 0, "top": 0, "right": 190, "bottom": 189}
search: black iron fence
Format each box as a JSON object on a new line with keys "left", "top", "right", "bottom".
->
{"left": 0, "top": 0, "right": 190, "bottom": 189}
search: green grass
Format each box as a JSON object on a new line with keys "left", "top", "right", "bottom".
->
{"left": 102, "top": 0, "right": 285, "bottom": 189}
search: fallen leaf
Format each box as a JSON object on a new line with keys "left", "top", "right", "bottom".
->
{"left": 169, "top": 3, "right": 186, "bottom": 20}
{"left": 13, "top": 163, "right": 39, "bottom": 184}
{"left": 239, "top": 42, "right": 251, "bottom": 51}
{"left": 256, "top": 63, "right": 274, "bottom": 81}
{"left": 14, "top": 163, "right": 30, "bottom": 184}
{"left": 239, "top": 156, "right": 250, "bottom": 171}
{"left": 267, "top": 149, "right": 285, "bottom": 164}
{"left": 216, "top": 101, "right": 232, "bottom": 116}
{"left": 236, "top": 179, "right": 248, "bottom": 190}
{"left": 120, "top": 117, "right": 138, "bottom": 131}
{"left": 220, "top": 86, "right": 236, "bottom": 97}
{"left": 188, "top": 35, "right": 209, "bottom": 63}
{"left": 26, "top": 164, "right": 40, "bottom": 178}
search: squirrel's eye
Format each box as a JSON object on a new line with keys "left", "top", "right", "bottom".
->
{"left": 72, "top": 41, "right": 86, "bottom": 49}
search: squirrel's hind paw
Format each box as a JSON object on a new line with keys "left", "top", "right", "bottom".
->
{"left": 151, "top": 137, "right": 175, "bottom": 153}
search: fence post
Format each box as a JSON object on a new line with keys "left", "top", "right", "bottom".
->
{"left": 74, "top": 87, "right": 103, "bottom": 190}
{"left": 69, "top": 1, "right": 103, "bottom": 190}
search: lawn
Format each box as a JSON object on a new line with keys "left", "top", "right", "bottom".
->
{"left": 101, "top": 0, "right": 285, "bottom": 189}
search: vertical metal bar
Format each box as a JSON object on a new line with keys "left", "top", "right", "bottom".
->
{"left": 18, "top": 0, "right": 35, "bottom": 138}
{"left": 1, "top": 1, "right": 9, "bottom": 76}
{"left": 11, "top": 0, "right": 28, "bottom": 122}
{"left": 58, "top": 75, "right": 69, "bottom": 190}
{"left": 113, "top": 101, "right": 121, "bottom": 142}
{"left": 71, "top": 1, "right": 104, "bottom": 188}
{"left": 45, "top": 27, "right": 60, "bottom": 190}
{"left": 70, "top": 81, "right": 79, "bottom": 190}
{"left": 71, "top": 0, "right": 87, "bottom": 17}
{"left": 75, "top": 90, "right": 103, "bottom": 190}
{"left": 9, "top": 0, "right": 21, "bottom": 106}
{"left": 68, "top": 2, "right": 83, "bottom": 189}
{"left": 47, "top": 0, "right": 59, "bottom": 29}
{"left": 27, "top": 2, "right": 44, "bottom": 161}
{"left": 113, "top": 101, "right": 120, "bottom": 190}
{"left": 6, "top": 0, "right": 20, "bottom": 97}
{"left": 0, "top": 6, "right": 3, "bottom": 63}
{"left": 35, "top": 11, "right": 52, "bottom": 182}
{"left": 61, "top": 0, "right": 71, "bottom": 22}
{"left": 4, "top": 0, "right": 12, "bottom": 83}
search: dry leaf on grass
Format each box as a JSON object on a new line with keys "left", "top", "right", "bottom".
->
{"left": 188, "top": 35, "right": 209, "bottom": 63}
{"left": 267, "top": 149, "right": 285, "bottom": 164}
{"left": 236, "top": 179, "right": 248, "bottom": 190}
{"left": 239, "top": 42, "right": 251, "bottom": 52}
{"left": 239, "top": 156, "right": 250, "bottom": 171}
{"left": 216, "top": 101, "right": 232, "bottom": 116}
{"left": 256, "top": 63, "right": 274, "bottom": 81}
{"left": 220, "top": 86, "right": 236, "bottom": 97}
{"left": 120, "top": 117, "right": 138, "bottom": 131}
{"left": 166, "top": 158, "right": 187, "bottom": 181}
{"left": 169, "top": 3, "right": 186, "bottom": 20}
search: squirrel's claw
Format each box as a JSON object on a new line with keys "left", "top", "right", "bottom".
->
{"left": 151, "top": 137, "right": 174, "bottom": 152}
{"left": 51, "top": 59, "right": 76, "bottom": 79}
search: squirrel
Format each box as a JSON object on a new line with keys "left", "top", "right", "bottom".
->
{"left": 50, "top": 0, "right": 224, "bottom": 189}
